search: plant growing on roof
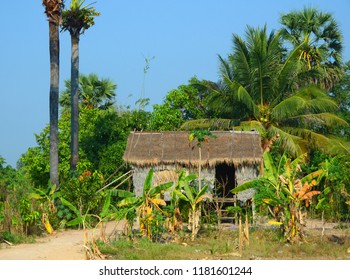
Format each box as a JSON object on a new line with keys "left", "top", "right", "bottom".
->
{"left": 188, "top": 130, "right": 216, "bottom": 190}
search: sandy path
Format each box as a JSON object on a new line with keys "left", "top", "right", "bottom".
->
{"left": 0, "top": 221, "right": 122, "bottom": 260}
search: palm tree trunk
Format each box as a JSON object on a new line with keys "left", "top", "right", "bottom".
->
{"left": 48, "top": 20, "right": 59, "bottom": 186}
{"left": 70, "top": 34, "right": 80, "bottom": 171}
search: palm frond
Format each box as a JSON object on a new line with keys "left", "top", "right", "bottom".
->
{"left": 180, "top": 118, "right": 236, "bottom": 131}
{"left": 275, "top": 39, "right": 304, "bottom": 98}
{"left": 289, "top": 112, "right": 348, "bottom": 128}
{"left": 235, "top": 120, "right": 266, "bottom": 136}
{"left": 325, "top": 137, "right": 350, "bottom": 155}
{"left": 271, "top": 95, "right": 308, "bottom": 121}
{"left": 295, "top": 86, "right": 339, "bottom": 113}
{"left": 232, "top": 34, "right": 251, "bottom": 87}
{"left": 268, "top": 126, "right": 303, "bottom": 157}
{"left": 285, "top": 127, "right": 334, "bottom": 154}
{"left": 218, "top": 55, "right": 234, "bottom": 81}
{"left": 214, "top": 70, "right": 258, "bottom": 116}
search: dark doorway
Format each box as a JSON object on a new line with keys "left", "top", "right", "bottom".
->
{"left": 215, "top": 163, "right": 236, "bottom": 197}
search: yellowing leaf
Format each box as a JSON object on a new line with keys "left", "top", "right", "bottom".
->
{"left": 196, "top": 193, "right": 212, "bottom": 204}
{"left": 151, "top": 198, "right": 166, "bottom": 206}
{"left": 262, "top": 198, "right": 272, "bottom": 205}
{"left": 311, "top": 179, "right": 317, "bottom": 186}
{"left": 300, "top": 190, "right": 321, "bottom": 201}
{"left": 345, "top": 201, "right": 350, "bottom": 206}
{"left": 43, "top": 217, "right": 53, "bottom": 234}
{"left": 268, "top": 220, "right": 283, "bottom": 226}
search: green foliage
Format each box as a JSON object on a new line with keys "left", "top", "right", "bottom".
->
{"left": 0, "top": 202, "right": 4, "bottom": 225}
{"left": 29, "top": 183, "right": 61, "bottom": 231}
{"left": 57, "top": 202, "right": 74, "bottom": 222}
{"left": 61, "top": 0, "right": 100, "bottom": 37}
{"left": 4, "top": 7, "right": 350, "bottom": 248}
{"left": 0, "top": 158, "right": 35, "bottom": 236}
{"left": 151, "top": 103, "right": 183, "bottom": 131}
{"left": 331, "top": 61, "right": 350, "bottom": 141}
{"left": 60, "top": 74, "right": 116, "bottom": 110}
{"left": 234, "top": 152, "right": 324, "bottom": 243}
{"left": 174, "top": 171, "right": 212, "bottom": 240}
{"left": 0, "top": 231, "right": 34, "bottom": 245}
{"left": 189, "top": 129, "right": 216, "bottom": 147}
{"left": 59, "top": 189, "right": 112, "bottom": 230}
{"left": 184, "top": 24, "right": 348, "bottom": 156}
{"left": 280, "top": 7, "right": 343, "bottom": 89}
{"left": 304, "top": 151, "right": 350, "bottom": 221}
{"left": 151, "top": 77, "right": 212, "bottom": 131}
{"left": 60, "top": 169, "right": 104, "bottom": 216}
{"left": 19, "top": 199, "right": 41, "bottom": 235}
{"left": 116, "top": 169, "right": 173, "bottom": 241}
{"left": 19, "top": 74, "right": 154, "bottom": 232}
{"left": 20, "top": 84, "right": 149, "bottom": 188}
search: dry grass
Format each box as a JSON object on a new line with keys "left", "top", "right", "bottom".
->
{"left": 97, "top": 223, "right": 350, "bottom": 260}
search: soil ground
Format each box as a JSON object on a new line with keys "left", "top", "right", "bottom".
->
{"left": 0, "top": 221, "right": 124, "bottom": 260}
{"left": 0, "top": 219, "right": 348, "bottom": 260}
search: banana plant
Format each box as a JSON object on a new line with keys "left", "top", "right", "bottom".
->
{"left": 29, "top": 182, "right": 61, "bottom": 234}
{"left": 116, "top": 169, "right": 173, "bottom": 240}
{"left": 174, "top": 171, "right": 212, "bottom": 241}
{"left": 166, "top": 170, "right": 187, "bottom": 233}
{"left": 61, "top": 191, "right": 112, "bottom": 258}
{"left": 232, "top": 152, "right": 323, "bottom": 243}
{"left": 61, "top": 192, "right": 109, "bottom": 228}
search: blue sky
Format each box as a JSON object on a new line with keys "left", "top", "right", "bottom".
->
{"left": 1, "top": 0, "right": 350, "bottom": 167}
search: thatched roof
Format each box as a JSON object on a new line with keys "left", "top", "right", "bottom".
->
{"left": 123, "top": 131, "right": 262, "bottom": 167}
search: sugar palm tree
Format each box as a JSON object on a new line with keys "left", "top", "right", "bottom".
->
{"left": 182, "top": 26, "right": 347, "bottom": 156}
{"left": 42, "top": 0, "right": 65, "bottom": 186}
{"left": 60, "top": 73, "right": 116, "bottom": 110}
{"left": 280, "top": 7, "right": 343, "bottom": 90}
{"left": 61, "top": 0, "right": 100, "bottom": 171}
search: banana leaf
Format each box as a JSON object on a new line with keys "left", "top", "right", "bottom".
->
{"left": 111, "top": 189, "right": 135, "bottom": 198}
{"left": 148, "top": 182, "right": 173, "bottom": 196}
{"left": 143, "top": 168, "right": 154, "bottom": 195}
{"left": 231, "top": 179, "right": 261, "bottom": 194}
{"left": 66, "top": 217, "right": 84, "bottom": 227}
{"left": 60, "top": 197, "right": 80, "bottom": 217}
{"left": 173, "top": 189, "right": 190, "bottom": 202}
{"left": 100, "top": 191, "right": 111, "bottom": 218}
{"left": 195, "top": 185, "right": 210, "bottom": 204}
{"left": 117, "top": 196, "right": 140, "bottom": 207}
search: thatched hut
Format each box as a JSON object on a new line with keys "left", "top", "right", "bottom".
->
{"left": 123, "top": 131, "right": 262, "bottom": 201}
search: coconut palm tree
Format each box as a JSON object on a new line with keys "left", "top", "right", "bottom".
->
{"left": 280, "top": 7, "right": 344, "bottom": 90}
{"left": 42, "top": 0, "right": 65, "bottom": 186}
{"left": 60, "top": 73, "right": 116, "bottom": 110}
{"left": 182, "top": 25, "right": 348, "bottom": 156}
{"left": 61, "top": 0, "right": 100, "bottom": 171}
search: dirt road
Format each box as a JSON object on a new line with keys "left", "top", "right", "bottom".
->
{"left": 0, "top": 222, "right": 121, "bottom": 260}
